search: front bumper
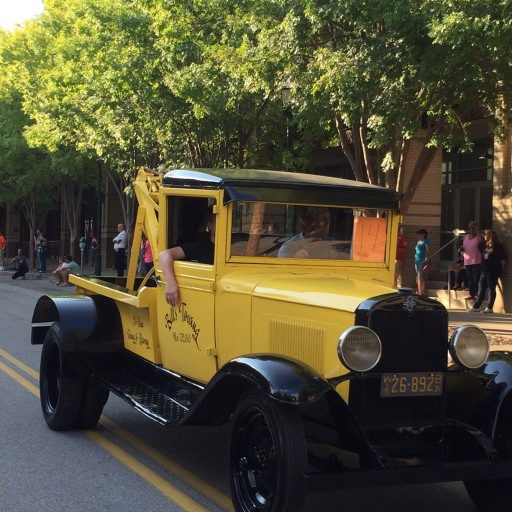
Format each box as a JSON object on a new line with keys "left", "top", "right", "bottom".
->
{"left": 306, "top": 458, "right": 512, "bottom": 491}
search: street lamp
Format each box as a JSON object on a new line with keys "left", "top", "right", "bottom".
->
{"left": 281, "top": 78, "right": 292, "bottom": 151}
{"left": 281, "top": 78, "right": 292, "bottom": 107}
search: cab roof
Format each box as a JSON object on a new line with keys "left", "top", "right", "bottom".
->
{"left": 162, "top": 168, "right": 400, "bottom": 210}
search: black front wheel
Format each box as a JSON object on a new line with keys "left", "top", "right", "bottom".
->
{"left": 40, "top": 323, "right": 84, "bottom": 431}
{"left": 229, "top": 391, "right": 307, "bottom": 512}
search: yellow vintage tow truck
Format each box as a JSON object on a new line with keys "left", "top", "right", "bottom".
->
{"left": 32, "top": 168, "right": 512, "bottom": 512}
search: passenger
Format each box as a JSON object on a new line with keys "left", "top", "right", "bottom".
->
{"left": 267, "top": 223, "right": 280, "bottom": 234}
{"left": 277, "top": 207, "right": 335, "bottom": 259}
{"left": 160, "top": 210, "right": 216, "bottom": 306}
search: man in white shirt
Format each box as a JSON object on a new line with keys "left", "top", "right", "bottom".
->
{"left": 113, "top": 223, "right": 127, "bottom": 277}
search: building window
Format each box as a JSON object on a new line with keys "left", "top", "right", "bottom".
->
{"left": 442, "top": 140, "right": 493, "bottom": 185}
{"left": 440, "top": 140, "right": 493, "bottom": 262}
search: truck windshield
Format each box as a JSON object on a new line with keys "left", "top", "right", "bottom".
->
{"left": 230, "top": 202, "right": 389, "bottom": 262}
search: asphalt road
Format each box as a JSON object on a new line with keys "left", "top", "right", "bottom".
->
{"left": 0, "top": 272, "right": 481, "bottom": 512}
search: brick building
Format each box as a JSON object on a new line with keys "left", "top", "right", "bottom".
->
{"left": 401, "top": 118, "right": 511, "bottom": 312}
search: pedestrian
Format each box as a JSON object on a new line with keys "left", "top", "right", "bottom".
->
{"left": 89, "top": 232, "right": 99, "bottom": 268}
{"left": 469, "top": 229, "right": 507, "bottom": 314}
{"left": 34, "top": 229, "right": 48, "bottom": 273}
{"left": 140, "top": 234, "right": 153, "bottom": 276}
{"left": 444, "top": 257, "right": 467, "bottom": 290}
{"left": 414, "top": 228, "right": 431, "bottom": 296}
{"left": 112, "top": 223, "right": 127, "bottom": 277}
{"left": 11, "top": 249, "right": 29, "bottom": 280}
{"left": 394, "top": 225, "right": 407, "bottom": 287}
{"left": 461, "top": 220, "right": 483, "bottom": 300}
{"left": 0, "top": 229, "right": 6, "bottom": 271}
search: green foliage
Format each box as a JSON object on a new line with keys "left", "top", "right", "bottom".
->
{"left": 278, "top": 0, "right": 512, "bottom": 210}
{"left": 1, "top": 0, "right": 511, "bottom": 220}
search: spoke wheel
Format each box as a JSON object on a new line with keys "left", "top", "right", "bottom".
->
{"left": 229, "top": 392, "right": 307, "bottom": 512}
{"left": 40, "top": 323, "right": 84, "bottom": 431}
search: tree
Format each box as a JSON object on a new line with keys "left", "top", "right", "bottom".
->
{"left": 282, "top": 0, "right": 512, "bottom": 213}
{"left": 1, "top": 24, "right": 98, "bottom": 260}
{"left": 4, "top": 0, "right": 512, "bottom": 243}
{"left": 148, "top": 0, "right": 294, "bottom": 169}
{"left": 8, "top": 0, "right": 167, "bottom": 246}
{"left": 1, "top": 30, "right": 59, "bottom": 265}
{"left": 0, "top": 92, "right": 58, "bottom": 263}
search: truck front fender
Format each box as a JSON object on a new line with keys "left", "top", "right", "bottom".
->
{"left": 31, "top": 295, "right": 123, "bottom": 353}
{"left": 481, "top": 352, "right": 512, "bottom": 436}
{"left": 182, "top": 355, "right": 333, "bottom": 426}
{"left": 219, "top": 355, "right": 332, "bottom": 404}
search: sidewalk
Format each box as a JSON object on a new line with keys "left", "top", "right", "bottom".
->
{"left": 448, "top": 308, "right": 512, "bottom": 351}
{"left": 0, "top": 261, "right": 118, "bottom": 297}
{"left": 448, "top": 308, "right": 512, "bottom": 335}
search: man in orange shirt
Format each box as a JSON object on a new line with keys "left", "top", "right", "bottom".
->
{"left": 0, "top": 230, "right": 6, "bottom": 271}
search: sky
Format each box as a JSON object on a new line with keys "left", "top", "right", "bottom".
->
{"left": 0, "top": 0, "right": 44, "bottom": 31}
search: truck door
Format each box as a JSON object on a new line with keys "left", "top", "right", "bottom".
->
{"left": 157, "top": 195, "right": 218, "bottom": 383}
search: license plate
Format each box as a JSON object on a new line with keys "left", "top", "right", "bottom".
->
{"left": 380, "top": 372, "right": 443, "bottom": 398}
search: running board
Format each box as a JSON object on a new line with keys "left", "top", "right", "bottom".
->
{"left": 92, "top": 352, "right": 203, "bottom": 426}
{"left": 96, "top": 371, "right": 194, "bottom": 425}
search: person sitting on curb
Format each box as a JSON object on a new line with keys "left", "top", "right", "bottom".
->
{"left": 11, "top": 249, "right": 29, "bottom": 280}
{"left": 52, "top": 256, "right": 66, "bottom": 285}
{"left": 53, "top": 255, "right": 79, "bottom": 286}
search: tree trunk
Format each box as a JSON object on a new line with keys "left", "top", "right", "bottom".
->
{"left": 399, "top": 144, "right": 438, "bottom": 215}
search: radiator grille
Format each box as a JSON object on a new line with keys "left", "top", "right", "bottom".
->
{"left": 350, "top": 296, "right": 448, "bottom": 429}
{"left": 371, "top": 309, "right": 448, "bottom": 373}
{"left": 269, "top": 318, "right": 324, "bottom": 372}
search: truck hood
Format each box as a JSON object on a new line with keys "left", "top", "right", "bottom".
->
{"left": 221, "top": 271, "right": 397, "bottom": 313}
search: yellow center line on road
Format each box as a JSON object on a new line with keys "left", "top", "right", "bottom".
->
{"left": 0, "top": 347, "right": 39, "bottom": 380}
{"left": 0, "top": 348, "right": 231, "bottom": 512}
{"left": 100, "top": 416, "right": 233, "bottom": 512}
{"left": 0, "top": 359, "right": 40, "bottom": 396}
{"left": 85, "top": 429, "right": 210, "bottom": 512}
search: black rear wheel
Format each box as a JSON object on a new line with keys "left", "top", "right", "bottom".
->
{"left": 74, "top": 377, "right": 109, "bottom": 429}
{"left": 229, "top": 392, "right": 307, "bottom": 512}
{"left": 40, "top": 323, "right": 84, "bottom": 430}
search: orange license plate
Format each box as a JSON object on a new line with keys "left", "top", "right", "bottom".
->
{"left": 380, "top": 372, "right": 443, "bottom": 398}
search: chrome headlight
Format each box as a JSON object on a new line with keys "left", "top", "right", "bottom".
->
{"left": 337, "top": 326, "right": 382, "bottom": 372}
{"left": 449, "top": 325, "right": 489, "bottom": 369}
